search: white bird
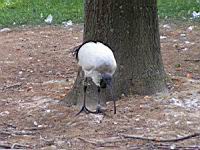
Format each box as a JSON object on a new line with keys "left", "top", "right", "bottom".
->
{"left": 73, "top": 41, "right": 117, "bottom": 115}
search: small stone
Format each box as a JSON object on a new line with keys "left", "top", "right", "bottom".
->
{"left": 50, "top": 145, "right": 57, "bottom": 149}
{"left": 184, "top": 41, "right": 190, "bottom": 44}
{"left": 46, "top": 109, "right": 51, "bottom": 113}
{"left": 135, "top": 118, "right": 140, "bottom": 121}
{"left": 62, "top": 20, "right": 73, "bottom": 27}
{"left": 144, "top": 96, "right": 152, "bottom": 100}
{"left": 34, "top": 121, "right": 38, "bottom": 126}
{"left": 187, "top": 26, "right": 194, "bottom": 31}
{"left": 73, "top": 37, "right": 78, "bottom": 40}
{"left": 186, "top": 72, "right": 193, "bottom": 79}
{"left": 163, "top": 24, "right": 171, "bottom": 29}
{"left": 180, "top": 33, "right": 186, "bottom": 37}
{"left": 160, "top": 36, "right": 167, "bottom": 39}
{"left": 38, "top": 125, "right": 43, "bottom": 128}
{"left": 113, "top": 122, "right": 118, "bottom": 125}
{"left": 18, "top": 71, "right": 23, "bottom": 75}
{"left": 57, "top": 140, "right": 65, "bottom": 146}
{"left": 170, "top": 144, "right": 176, "bottom": 149}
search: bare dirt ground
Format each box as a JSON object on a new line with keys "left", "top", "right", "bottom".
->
{"left": 0, "top": 22, "right": 200, "bottom": 149}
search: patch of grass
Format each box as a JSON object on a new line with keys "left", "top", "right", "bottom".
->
{"left": 0, "top": 0, "right": 199, "bottom": 27}
{"left": 158, "top": 0, "right": 200, "bottom": 20}
{"left": 0, "top": 0, "right": 83, "bottom": 27}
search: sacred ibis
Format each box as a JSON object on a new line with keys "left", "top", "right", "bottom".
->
{"left": 73, "top": 41, "right": 117, "bottom": 115}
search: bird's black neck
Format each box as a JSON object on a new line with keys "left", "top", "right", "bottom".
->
{"left": 100, "top": 79, "right": 107, "bottom": 88}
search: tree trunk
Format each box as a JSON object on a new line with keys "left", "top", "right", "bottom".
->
{"left": 64, "top": 0, "right": 167, "bottom": 109}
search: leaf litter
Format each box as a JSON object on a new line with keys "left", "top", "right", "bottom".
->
{"left": 0, "top": 23, "right": 200, "bottom": 149}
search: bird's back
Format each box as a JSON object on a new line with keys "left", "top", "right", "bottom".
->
{"left": 78, "top": 42, "right": 117, "bottom": 75}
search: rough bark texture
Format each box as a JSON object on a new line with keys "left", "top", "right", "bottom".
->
{"left": 65, "top": 0, "right": 167, "bottom": 108}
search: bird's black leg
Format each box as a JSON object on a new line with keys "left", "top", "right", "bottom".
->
{"left": 76, "top": 77, "right": 95, "bottom": 116}
{"left": 96, "top": 86, "right": 102, "bottom": 113}
{"left": 108, "top": 84, "right": 116, "bottom": 114}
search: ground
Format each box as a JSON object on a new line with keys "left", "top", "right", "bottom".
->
{"left": 0, "top": 22, "right": 200, "bottom": 149}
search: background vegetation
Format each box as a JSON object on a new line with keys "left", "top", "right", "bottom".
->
{"left": 0, "top": 0, "right": 199, "bottom": 27}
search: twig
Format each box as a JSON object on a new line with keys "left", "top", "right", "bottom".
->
{"left": 41, "top": 138, "right": 55, "bottom": 146}
{"left": 0, "top": 142, "right": 31, "bottom": 149}
{"left": 0, "top": 143, "right": 11, "bottom": 149}
{"left": 120, "top": 133, "right": 200, "bottom": 142}
{"left": 156, "top": 145, "right": 200, "bottom": 150}
{"left": 128, "top": 143, "right": 200, "bottom": 150}
{"left": 0, "top": 131, "right": 12, "bottom": 135}
{"left": 14, "top": 130, "right": 36, "bottom": 135}
{"left": 78, "top": 137, "right": 122, "bottom": 146}
{"left": 184, "top": 59, "right": 200, "bottom": 62}
{"left": 0, "top": 130, "right": 36, "bottom": 136}
{"left": 24, "top": 126, "right": 47, "bottom": 131}
{"left": 3, "top": 122, "right": 17, "bottom": 128}
{"left": 78, "top": 138, "right": 98, "bottom": 145}
{"left": 11, "top": 143, "right": 31, "bottom": 149}
{"left": 40, "top": 136, "right": 55, "bottom": 147}
{"left": 2, "top": 83, "right": 22, "bottom": 91}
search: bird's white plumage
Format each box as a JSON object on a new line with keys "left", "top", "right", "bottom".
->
{"left": 78, "top": 42, "right": 117, "bottom": 86}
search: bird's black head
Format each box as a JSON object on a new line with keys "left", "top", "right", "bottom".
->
{"left": 100, "top": 73, "right": 112, "bottom": 89}
{"left": 100, "top": 73, "right": 116, "bottom": 114}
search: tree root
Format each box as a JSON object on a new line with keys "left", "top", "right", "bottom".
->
{"left": 78, "top": 133, "right": 200, "bottom": 148}
{"left": 120, "top": 132, "right": 200, "bottom": 142}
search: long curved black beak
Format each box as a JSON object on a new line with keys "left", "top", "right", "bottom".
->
{"left": 107, "top": 82, "right": 116, "bottom": 114}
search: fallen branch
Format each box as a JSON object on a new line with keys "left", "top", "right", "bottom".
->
{"left": 184, "top": 59, "right": 200, "bottom": 62}
{"left": 120, "top": 132, "right": 200, "bottom": 142}
{"left": 78, "top": 137, "right": 122, "bottom": 146}
{"left": 128, "top": 143, "right": 200, "bottom": 150}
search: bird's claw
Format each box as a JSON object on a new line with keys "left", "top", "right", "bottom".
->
{"left": 75, "top": 106, "right": 96, "bottom": 116}
{"left": 76, "top": 105, "right": 105, "bottom": 116}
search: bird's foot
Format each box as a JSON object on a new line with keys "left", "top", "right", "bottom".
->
{"left": 75, "top": 105, "right": 96, "bottom": 116}
{"left": 95, "top": 105, "right": 103, "bottom": 114}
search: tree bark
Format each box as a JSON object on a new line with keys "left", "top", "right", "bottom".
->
{"left": 64, "top": 0, "right": 167, "bottom": 108}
